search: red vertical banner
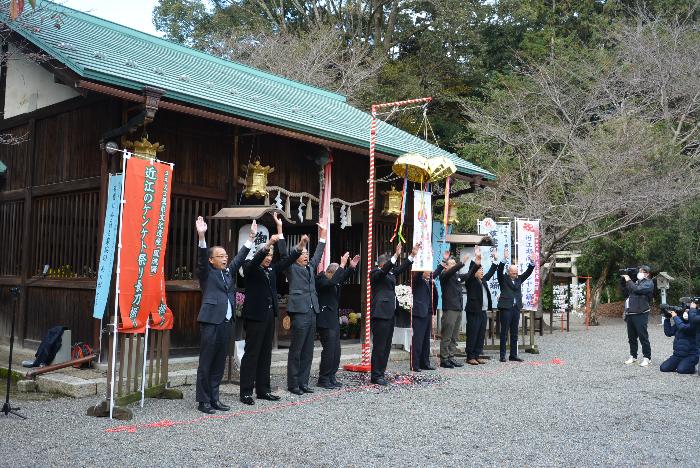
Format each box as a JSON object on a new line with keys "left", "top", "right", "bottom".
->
{"left": 150, "top": 164, "right": 173, "bottom": 330}
{"left": 118, "top": 157, "right": 173, "bottom": 333}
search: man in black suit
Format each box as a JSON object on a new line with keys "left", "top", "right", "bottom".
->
{"left": 496, "top": 252, "right": 535, "bottom": 362}
{"left": 370, "top": 242, "right": 419, "bottom": 386}
{"left": 194, "top": 216, "right": 256, "bottom": 414}
{"left": 410, "top": 263, "right": 443, "bottom": 372}
{"left": 438, "top": 251, "right": 471, "bottom": 368}
{"left": 281, "top": 218, "right": 327, "bottom": 395}
{"left": 239, "top": 215, "right": 303, "bottom": 405}
{"left": 464, "top": 250, "right": 497, "bottom": 365}
{"left": 315, "top": 252, "right": 360, "bottom": 389}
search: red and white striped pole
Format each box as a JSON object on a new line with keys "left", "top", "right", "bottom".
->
{"left": 344, "top": 97, "right": 431, "bottom": 373}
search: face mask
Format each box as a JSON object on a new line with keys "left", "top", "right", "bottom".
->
{"left": 683, "top": 311, "right": 689, "bottom": 321}
{"left": 636, "top": 272, "right": 645, "bottom": 280}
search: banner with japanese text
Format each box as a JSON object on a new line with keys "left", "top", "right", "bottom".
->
{"left": 411, "top": 190, "right": 432, "bottom": 271}
{"left": 118, "top": 157, "right": 174, "bottom": 333}
{"left": 92, "top": 173, "right": 122, "bottom": 319}
{"left": 516, "top": 219, "right": 541, "bottom": 311}
{"left": 150, "top": 163, "right": 174, "bottom": 331}
{"left": 477, "top": 218, "right": 512, "bottom": 307}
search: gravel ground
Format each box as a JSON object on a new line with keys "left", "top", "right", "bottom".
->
{"left": 1, "top": 317, "right": 699, "bottom": 467}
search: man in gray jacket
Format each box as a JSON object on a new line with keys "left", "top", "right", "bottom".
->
{"left": 438, "top": 251, "right": 470, "bottom": 368}
{"left": 622, "top": 265, "right": 654, "bottom": 367}
{"left": 280, "top": 215, "right": 327, "bottom": 395}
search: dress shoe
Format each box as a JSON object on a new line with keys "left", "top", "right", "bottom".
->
{"left": 499, "top": 357, "right": 507, "bottom": 362}
{"left": 509, "top": 356, "right": 524, "bottom": 362}
{"left": 370, "top": 378, "right": 388, "bottom": 386}
{"left": 440, "top": 361, "right": 454, "bottom": 369}
{"left": 331, "top": 380, "right": 343, "bottom": 388}
{"left": 449, "top": 358, "right": 464, "bottom": 368}
{"left": 256, "top": 393, "right": 281, "bottom": 401}
{"left": 467, "top": 358, "right": 480, "bottom": 366}
{"left": 211, "top": 400, "right": 230, "bottom": 411}
{"left": 288, "top": 387, "right": 304, "bottom": 395}
{"left": 421, "top": 365, "right": 436, "bottom": 371}
{"left": 300, "top": 385, "right": 314, "bottom": 394}
{"left": 317, "top": 381, "right": 335, "bottom": 389}
{"left": 477, "top": 359, "right": 488, "bottom": 364}
{"left": 478, "top": 355, "right": 491, "bottom": 360}
{"left": 197, "top": 402, "right": 215, "bottom": 414}
{"left": 239, "top": 395, "right": 255, "bottom": 405}
{"left": 410, "top": 367, "right": 422, "bottom": 372}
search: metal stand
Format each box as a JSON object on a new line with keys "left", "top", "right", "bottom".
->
{"left": 2, "top": 287, "right": 26, "bottom": 419}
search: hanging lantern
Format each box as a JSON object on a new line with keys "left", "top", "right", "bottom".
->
{"left": 448, "top": 204, "right": 459, "bottom": 224}
{"left": 242, "top": 159, "right": 274, "bottom": 198}
{"left": 382, "top": 187, "right": 402, "bottom": 216}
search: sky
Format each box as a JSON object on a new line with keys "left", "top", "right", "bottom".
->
{"left": 61, "top": 0, "right": 163, "bottom": 37}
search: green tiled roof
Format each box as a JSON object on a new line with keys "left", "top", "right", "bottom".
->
{"left": 2, "top": 0, "right": 494, "bottom": 180}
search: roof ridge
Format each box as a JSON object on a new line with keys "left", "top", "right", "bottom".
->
{"left": 27, "top": 0, "right": 347, "bottom": 103}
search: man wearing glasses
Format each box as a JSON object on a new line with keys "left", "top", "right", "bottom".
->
{"left": 194, "top": 215, "right": 257, "bottom": 414}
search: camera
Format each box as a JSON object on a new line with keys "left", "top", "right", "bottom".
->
{"left": 660, "top": 297, "right": 700, "bottom": 318}
{"left": 619, "top": 267, "right": 639, "bottom": 277}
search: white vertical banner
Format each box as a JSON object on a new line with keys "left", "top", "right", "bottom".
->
{"left": 515, "top": 219, "right": 541, "bottom": 311}
{"left": 411, "top": 190, "right": 432, "bottom": 271}
{"left": 477, "top": 218, "right": 512, "bottom": 306}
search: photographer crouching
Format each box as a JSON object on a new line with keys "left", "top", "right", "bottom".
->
{"left": 659, "top": 300, "right": 699, "bottom": 375}
{"left": 621, "top": 265, "right": 654, "bottom": 367}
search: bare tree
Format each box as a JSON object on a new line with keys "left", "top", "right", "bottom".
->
{"left": 461, "top": 15, "right": 700, "bottom": 266}
{"left": 211, "top": 24, "right": 384, "bottom": 103}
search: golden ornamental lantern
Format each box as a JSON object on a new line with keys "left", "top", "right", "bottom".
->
{"left": 242, "top": 159, "right": 274, "bottom": 198}
{"left": 123, "top": 137, "right": 165, "bottom": 159}
{"left": 448, "top": 204, "right": 459, "bottom": 224}
{"left": 382, "top": 186, "right": 402, "bottom": 216}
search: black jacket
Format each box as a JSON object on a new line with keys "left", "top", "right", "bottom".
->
{"left": 411, "top": 265, "right": 443, "bottom": 318}
{"left": 315, "top": 266, "right": 354, "bottom": 329}
{"left": 465, "top": 261, "right": 497, "bottom": 314}
{"left": 196, "top": 243, "right": 250, "bottom": 324}
{"left": 242, "top": 239, "right": 301, "bottom": 322}
{"left": 496, "top": 261, "right": 534, "bottom": 310}
{"left": 438, "top": 262, "right": 469, "bottom": 311}
{"left": 370, "top": 257, "right": 413, "bottom": 320}
{"left": 623, "top": 278, "right": 654, "bottom": 315}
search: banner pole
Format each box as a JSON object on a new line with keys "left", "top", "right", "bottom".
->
{"left": 109, "top": 153, "right": 129, "bottom": 419}
{"left": 140, "top": 320, "right": 150, "bottom": 408}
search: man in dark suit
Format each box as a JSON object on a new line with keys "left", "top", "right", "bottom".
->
{"left": 194, "top": 216, "right": 256, "bottom": 414}
{"left": 410, "top": 263, "right": 443, "bottom": 372}
{"left": 370, "top": 242, "right": 419, "bottom": 386}
{"left": 464, "top": 250, "right": 497, "bottom": 365}
{"left": 239, "top": 214, "right": 303, "bottom": 405}
{"left": 281, "top": 218, "right": 327, "bottom": 395}
{"left": 438, "top": 251, "right": 471, "bottom": 368}
{"left": 496, "top": 252, "right": 535, "bottom": 362}
{"left": 315, "top": 252, "right": 360, "bottom": 389}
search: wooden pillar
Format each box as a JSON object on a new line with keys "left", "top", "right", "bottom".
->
{"left": 17, "top": 118, "right": 35, "bottom": 346}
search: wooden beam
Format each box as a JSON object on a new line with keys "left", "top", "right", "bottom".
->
{"left": 17, "top": 118, "right": 35, "bottom": 345}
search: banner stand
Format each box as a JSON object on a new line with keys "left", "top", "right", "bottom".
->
{"left": 87, "top": 152, "right": 182, "bottom": 421}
